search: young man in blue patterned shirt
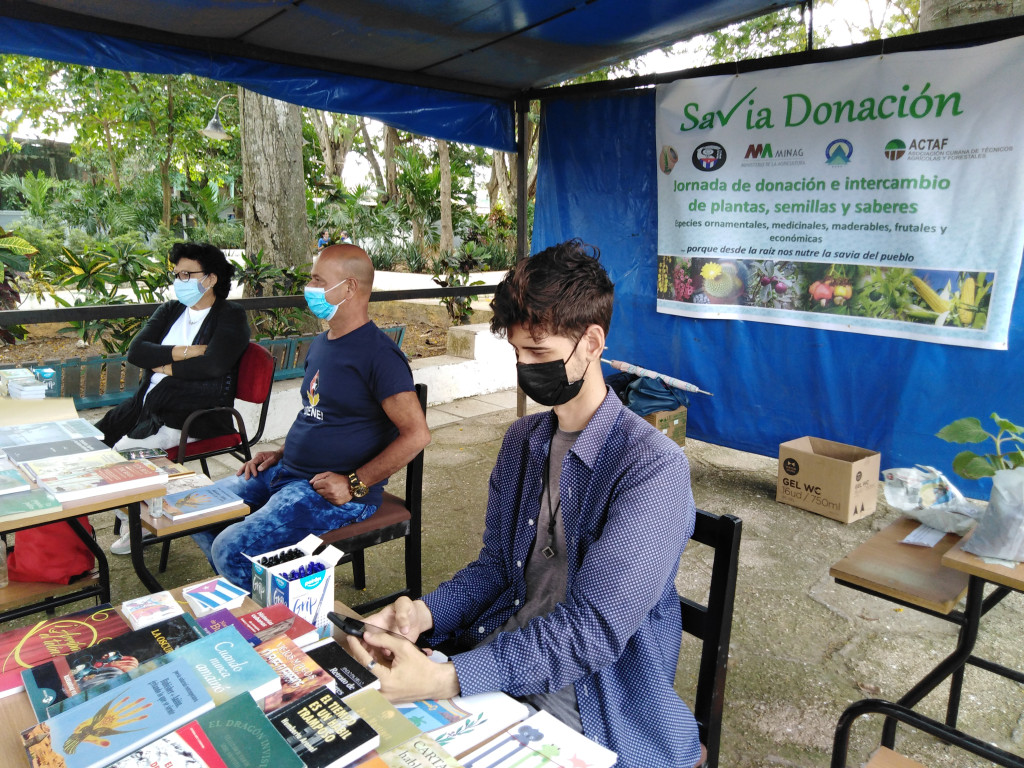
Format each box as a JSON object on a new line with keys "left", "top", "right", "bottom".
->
{"left": 349, "top": 239, "right": 704, "bottom": 768}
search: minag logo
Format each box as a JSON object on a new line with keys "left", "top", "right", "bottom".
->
{"left": 884, "top": 139, "right": 906, "bottom": 161}
{"left": 744, "top": 143, "right": 804, "bottom": 160}
{"left": 825, "top": 138, "right": 853, "bottom": 166}
{"left": 692, "top": 142, "right": 727, "bottom": 172}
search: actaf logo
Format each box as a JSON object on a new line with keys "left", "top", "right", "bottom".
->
{"left": 884, "top": 139, "right": 906, "bottom": 161}
{"left": 825, "top": 139, "right": 853, "bottom": 166}
{"left": 692, "top": 142, "right": 727, "bottom": 172}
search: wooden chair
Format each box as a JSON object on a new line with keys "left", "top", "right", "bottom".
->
{"left": 831, "top": 698, "right": 1024, "bottom": 767}
{"left": 679, "top": 508, "right": 742, "bottom": 768}
{"left": 318, "top": 382, "right": 427, "bottom": 614}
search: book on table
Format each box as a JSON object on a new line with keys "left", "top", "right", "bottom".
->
{"left": 458, "top": 709, "right": 617, "bottom": 768}
{"left": 237, "top": 603, "right": 320, "bottom": 649}
{"left": 120, "top": 591, "right": 186, "bottom": 630}
{"left": 360, "top": 734, "right": 462, "bottom": 768}
{"left": 255, "top": 632, "right": 336, "bottom": 712}
{"left": 145, "top": 472, "right": 213, "bottom": 518}
{"left": 269, "top": 686, "right": 380, "bottom": 768}
{"left": 194, "top": 608, "right": 259, "bottom": 646}
{"left": 110, "top": 692, "right": 304, "bottom": 768}
{"left": 49, "top": 625, "right": 283, "bottom": 718}
{"left": 22, "top": 614, "right": 204, "bottom": 722}
{"left": 22, "top": 449, "right": 165, "bottom": 502}
{"left": 21, "top": 656, "right": 216, "bottom": 768}
{"left": 0, "top": 487, "right": 62, "bottom": 518}
{"left": 342, "top": 687, "right": 421, "bottom": 760}
{"left": 0, "top": 467, "right": 30, "bottom": 495}
{"left": 0, "top": 417, "right": 103, "bottom": 450}
{"left": 305, "top": 637, "right": 381, "bottom": 696}
{"left": 161, "top": 484, "right": 244, "bottom": 520}
{"left": 397, "top": 689, "right": 530, "bottom": 760}
{"left": 4, "top": 436, "right": 109, "bottom": 466}
{"left": 182, "top": 577, "right": 250, "bottom": 616}
{"left": 0, "top": 603, "right": 130, "bottom": 699}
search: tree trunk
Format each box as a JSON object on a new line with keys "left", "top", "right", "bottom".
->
{"left": 306, "top": 109, "right": 358, "bottom": 184}
{"left": 438, "top": 139, "right": 454, "bottom": 254}
{"left": 240, "top": 88, "right": 310, "bottom": 270}
{"left": 384, "top": 126, "right": 399, "bottom": 204}
{"left": 919, "top": 0, "right": 1017, "bottom": 31}
{"left": 360, "top": 117, "right": 386, "bottom": 193}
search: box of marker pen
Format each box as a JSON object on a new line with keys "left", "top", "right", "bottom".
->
{"left": 247, "top": 534, "right": 343, "bottom": 636}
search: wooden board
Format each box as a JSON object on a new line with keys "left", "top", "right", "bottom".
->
{"left": 942, "top": 528, "right": 1024, "bottom": 592}
{"left": 866, "top": 746, "right": 927, "bottom": 768}
{"left": 140, "top": 500, "right": 250, "bottom": 537}
{"left": 830, "top": 517, "right": 969, "bottom": 614}
{"left": 0, "top": 570, "right": 100, "bottom": 613}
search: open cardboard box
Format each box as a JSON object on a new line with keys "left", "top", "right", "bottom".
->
{"left": 777, "top": 437, "right": 880, "bottom": 523}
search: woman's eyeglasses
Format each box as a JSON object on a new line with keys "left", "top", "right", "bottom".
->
{"left": 169, "top": 270, "right": 206, "bottom": 281}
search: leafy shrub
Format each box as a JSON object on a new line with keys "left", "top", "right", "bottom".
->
{"left": 403, "top": 243, "right": 427, "bottom": 273}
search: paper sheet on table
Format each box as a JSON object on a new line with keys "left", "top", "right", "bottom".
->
{"left": 901, "top": 524, "right": 946, "bottom": 548}
{"left": 0, "top": 397, "right": 78, "bottom": 425}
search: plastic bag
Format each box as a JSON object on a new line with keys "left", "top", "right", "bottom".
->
{"left": 963, "top": 467, "right": 1024, "bottom": 562}
{"left": 882, "top": 465, "right": 981, "bottom": 535}
{"left": 8, "top": 519, "right": 96, "bottom": 584}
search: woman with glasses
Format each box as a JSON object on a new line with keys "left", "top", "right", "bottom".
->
{"left": 95, "top": 242, "right": 249, "bottom": 554}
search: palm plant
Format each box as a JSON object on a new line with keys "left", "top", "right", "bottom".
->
{"left": 0, "top": 170, "right": 62, "bottom": 221}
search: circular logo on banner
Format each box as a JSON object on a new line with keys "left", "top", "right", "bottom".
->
{"left": 825, "top": 139, "right": 853, "bottom": 166}
{"left": 783, "top": 458, "right": 800, "bottom": 476}
{"left": 692, "top": 142, "right": 727, "bottom": 172}
{"left": 884, "top": 139, "right": 906, "bottom": 161}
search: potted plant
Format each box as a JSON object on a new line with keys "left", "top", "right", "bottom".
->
{"left": 936, "top": 413, "right": 1024, "bottom": 480}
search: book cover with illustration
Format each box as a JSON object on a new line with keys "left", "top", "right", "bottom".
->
{"left": 25, "top": 449, "right": 164, "bottom": 502}
{"left": 111, "top": 693, "right": 304, "bottom": 768}
{"left": 5, "top": 436, "right": 109, "bottom": 467}
{"left": 0, "top": 487, "right": 62, "bottom": 518}
{"left": 0, "top": 418, "right": 103, "bottom": 450}
{"left": 0, "top": 604, "right": 130, "bottom": 699}
{"left": 398, "top": 691, "right": 529, "bottom": 759}
{"left": 255, "top": 632, "right": 335, "bottom": 712}
{"left": 458, "top": 709, "right": 617, "bottom": 768}
{"left": 343, "top": 687, "right": 420, "bottom": 757}
{"left": 0, "top": 467, "right": 30, "bottom": 495}
{"left": 195, "top": 608, "right": 259, "bottom": 646}
{"left": 23, "top": 614, "right": 203, "bottom": 722}
{"left": 162, "top": 484, "right": 243, "bottom": 520}
{"left": 51, "top": 626, "right": 282, "bottom": 718}
{"left": 270, "top": 686, "right": 380, "bottom": 768}
{"left": 372, "top": 734, "right": 462, "bottom": 768}
{"left": 306, "top": 638, "right": 380, "bottom": 697}
{"left": 182, "top": 577, "right": 249, "bottom": 616}
{"left": 120, "top": 591, "right": 185, "bottom": 630}
{"left": 237, "top": 603, "right": 319, "bottom": 649}
{"left": 21, "top": 657, "right": 216, "bottom": 768}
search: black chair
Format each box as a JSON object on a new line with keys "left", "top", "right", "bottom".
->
{"left": 831, "top": 699, "right": 1024, "bottom": 768}
{"left": 679, "top": 508, "right": 742, "bottom": 768}
{"left": 318, "top": 382, "right": 427, "bottom": 615}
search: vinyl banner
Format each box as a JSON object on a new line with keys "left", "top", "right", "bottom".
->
{"left": 655, "top": 36, "right": 1024, "bottom": 349}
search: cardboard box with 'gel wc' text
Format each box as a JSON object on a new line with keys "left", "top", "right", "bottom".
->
{"left": 776, "top": 437, "right": 881, "bottom": 524}
{"left": 246, "top": 534, "right": 343, "bottom": 637}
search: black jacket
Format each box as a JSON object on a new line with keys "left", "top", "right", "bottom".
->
{"left": 97, "top": 298, "right": 250, "bottom": 446}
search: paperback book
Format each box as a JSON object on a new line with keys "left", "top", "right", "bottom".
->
{"left": 255, "top": 632, "right": 335, "bottom": 712}
{"left": 162, "top": 484, "right": 244, "bottom": 520}
{"left": 0, "top": 487, "right": 62, "bottom": 518}
{"left": 0, "top": 603, "right": 130, "bottom": 698}
{"left": 120, "top": 591, "right": 186, "bottom": 630}
{"left": 237, "top": 603, "right": 319, "bottom": 649}
{"left": 343, "top": 688, "right": 420, "bottom": 756}
{"left": 398, "top": 691, "right": 529, "bottom": 759}
{"left": 22, "top": 614, "right": 203, "bottom": 722}
{"left": 21, "top": 657, "right": 216, "bottom": 768}
{"left": 270, "top": 686, "right": 380, "bottom": 768}
{"left": 49, "top": 626, "right": 283, "bottom": 717}
{"left": 25, "top": 450, "right": 165, "bottom": 503}
{"left": 458, "top": 710, "right": 617, "bottom": 768}
{"left": 111, "top": 693, "right": 304, "bottom": 768}
{"left": 0, "top": 417, "right": 103, "bottom": 449}
{"left": 365, "top": 734, "right": 463, "bottom": 768}
{"left": 195, "top": 608, "right": 259, "bottom": 646}
{"left": 306, "top": 637, "right": 380, "bottom": 696}
{"left": 0, "top": 467, "right": 30, "bottom": 495}
{"left": 5, "top": 436, "right": 109, "bottom": 466}
{"left": 182, "top": 577, "right": 249, "bottom": 616}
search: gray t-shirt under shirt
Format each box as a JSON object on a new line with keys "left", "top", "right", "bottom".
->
{"left": 482, "top": 426, "right": 583, "bottom": 732}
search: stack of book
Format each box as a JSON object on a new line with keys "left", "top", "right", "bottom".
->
{"left": 0, "top": 417, "right": 103, "bottom": 453}
{"left": 22, "top": 449, "right": 165, "bottom": 503}
{"left": 120, "top": 592, "right": 186, "bottom": 630}
{"left": 7, "top": 377, "right": 48, "bottom": 399}
{"left": 0, "top": 367, "right": 36, "bottom": 396}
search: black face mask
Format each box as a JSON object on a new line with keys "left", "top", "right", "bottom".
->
{"left": 516, "top": 338, "right": 588, "bottom": 407}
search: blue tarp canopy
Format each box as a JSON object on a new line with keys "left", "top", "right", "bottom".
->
{"left": 0, "top": 0, "right": 799, "bottom": 151}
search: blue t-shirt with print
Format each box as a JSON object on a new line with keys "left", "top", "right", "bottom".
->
{"left": 282, "top": 321, "right": 413, "bottom": 507}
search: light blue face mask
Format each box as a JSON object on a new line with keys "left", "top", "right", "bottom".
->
{"left": 173, "top": 276, "right": 208, "bottom": 308}
{"left": 303, "top": 279, "right": 349, "bottom": 320}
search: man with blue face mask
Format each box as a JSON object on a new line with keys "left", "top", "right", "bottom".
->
{"left": 344, "top": 239, "right": 705, "bottom": 768}
{"left": 192, "top": 245, "right": 431, "bottom": 589}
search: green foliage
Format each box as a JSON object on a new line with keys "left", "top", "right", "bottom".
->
{"left": 0, "top": 170, "right": 62, "bottom": 220}
{"left": 0, "top": 226, "right": 34, "bottom": 344}
{"left": 402, "top": 242, "right": 428, "bottom": 273}
{"left": 370, "top": 241, "right": 400, "bottom": 272}
{"left": 936, "top": 414, "right": 1024, "bottom": 480}
{"left": 233, "top": 248, "right": 309, "bottom": 340}
{"left": 432, "top": 248, "right": 484, "bottom": 324}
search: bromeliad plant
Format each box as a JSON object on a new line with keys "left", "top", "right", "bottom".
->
{"left": 936, "top": 413, "right": 1024, "bottom": 480}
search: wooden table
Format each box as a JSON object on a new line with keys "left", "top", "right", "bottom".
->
{"left": 0, "top": 479, "right": 167, "bottom": 623}
{"left": 832, "top": 517, "right": 1023, "bottom": 751}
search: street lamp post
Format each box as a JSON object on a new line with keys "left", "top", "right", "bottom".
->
{"left": 201, "top": 93, "right": 238, "bottom": 140}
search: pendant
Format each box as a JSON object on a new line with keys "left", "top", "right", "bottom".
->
{"left": 542, "top": 545, "right": 555, "bottom": 559}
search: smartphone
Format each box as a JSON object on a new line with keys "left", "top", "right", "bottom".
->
{"left": 327, "top": 612, "right": 428, "bottom": 648}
